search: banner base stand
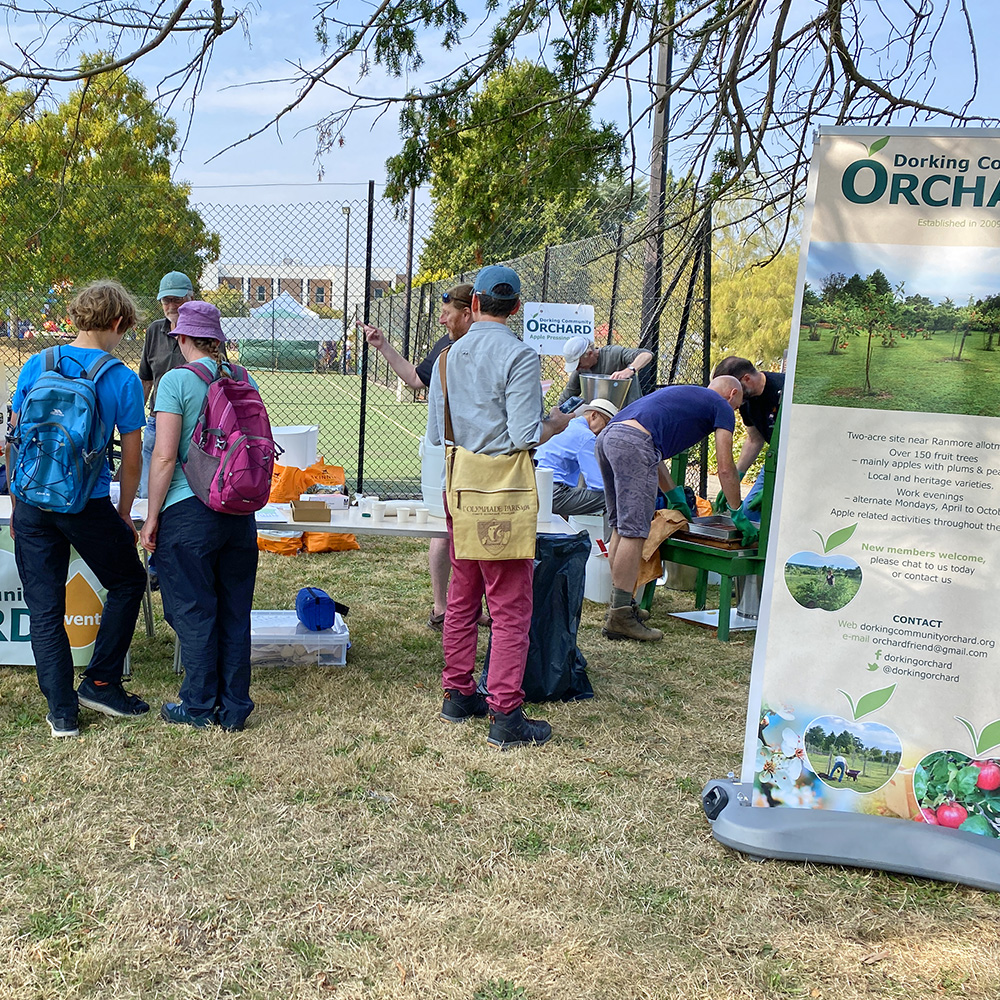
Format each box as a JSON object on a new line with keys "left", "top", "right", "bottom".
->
{"left": 702, "top": 779, "right": 1000, "bottom": 891}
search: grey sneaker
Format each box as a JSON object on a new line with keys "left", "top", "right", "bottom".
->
{"left": 78, "top": 677, "right": 150, "bottom": 717}
{"left": 602, "top": 605, "right": 663, "bottom": 642}
{"left": 47, "top": 713, "right": 80, "bottom": 738}
{"left": 487, "top": 706, "right": 552, "bottom": 750}
{"left": 440, "top": 688, "right": 488, "bottom": 723}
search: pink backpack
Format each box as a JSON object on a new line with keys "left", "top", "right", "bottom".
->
{"left": 181, "top": 362, "right": 279, "bottom": 514}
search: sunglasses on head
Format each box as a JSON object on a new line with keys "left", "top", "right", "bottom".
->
{"left": 441, "top": 292, "right": 471, "bottom": 306}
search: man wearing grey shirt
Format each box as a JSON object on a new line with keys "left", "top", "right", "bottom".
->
{"left": 427, "top": 264, "right": 572, "bottom": 750}
{"left": 558, "top": 336, "right": 654, "bottom": 407}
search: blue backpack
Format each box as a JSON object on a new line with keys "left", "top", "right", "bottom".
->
{"left": 10, "top": 346, "right": 123, "bottom": 513}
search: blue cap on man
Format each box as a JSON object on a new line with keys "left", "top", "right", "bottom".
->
{"left": 473, "top": 265, "right": 521, "bottom": 300}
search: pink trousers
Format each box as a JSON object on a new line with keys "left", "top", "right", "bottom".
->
{"left": 442, "top": 506, "right": 534, "bottom": 714}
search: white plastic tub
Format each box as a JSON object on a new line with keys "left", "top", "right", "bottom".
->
{"left": 271, "top": 425, "right": 319, "bottom": 470}
{"left": 420, "top": 435, "right": 446, "bottom": 517}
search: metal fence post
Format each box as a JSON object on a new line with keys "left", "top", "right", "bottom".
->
{"left": 607, "top": 223, "right": 623, "bottom": 345}
{"left": 357, "top": 181, "right": 375, "bottom": 494}
{"left": 403, "top": 186, "right": 415, "bottom": 360}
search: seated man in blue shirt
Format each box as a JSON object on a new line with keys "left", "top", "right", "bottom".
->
{"left": 534, "top": 399, "right": 617, "bottom": 516}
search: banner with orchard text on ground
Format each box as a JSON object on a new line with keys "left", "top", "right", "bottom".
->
{"left": 745, "top": 127, "right": 1000, "bottom": 841}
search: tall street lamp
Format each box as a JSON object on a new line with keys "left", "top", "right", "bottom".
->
{"left": 342, "top": 204, "right": 351, "bottom": 374}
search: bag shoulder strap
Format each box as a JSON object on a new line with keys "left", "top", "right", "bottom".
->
{"left": 437, "top": 346, "right": 454, "bottom": 446}
{"left": 180, "top": 361, "right": 216, "bottom": 385}
{"left": 84, "top": 352, "right": 121, "bottom": 382}
{"left": 43, "top": 346, "right": 60, "bottom": 373}
{"left": 181, "top": 360, "right": 251, "bottom": 386}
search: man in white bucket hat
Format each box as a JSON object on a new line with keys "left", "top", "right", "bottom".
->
{"left": 558, "top": 334, "right": 654, "bottom": 408}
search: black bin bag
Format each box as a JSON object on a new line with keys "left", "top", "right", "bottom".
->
{"left": 478, "top": 531, "right": 593, "bottom": 703}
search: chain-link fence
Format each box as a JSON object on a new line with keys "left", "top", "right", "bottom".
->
{"left": 1, "top": 186, "right": 711, "bottom": 499}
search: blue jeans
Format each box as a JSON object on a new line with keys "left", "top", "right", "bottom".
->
{"left": 830, "top": 761, "right": 846, "bottom": 781}
{"left": 13, "top": 497, "right": 146, "bottom": 719}
{"left": 154, "top": 497, "right": 258, "bottom": 728}
{"left": 138, "top": 413, "right": 156, "bottom": 499}
{"left": 742, "top": 465, "right": 765, "bottom": 524}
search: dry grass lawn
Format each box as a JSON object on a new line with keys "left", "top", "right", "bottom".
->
{"left": 1, "top": 537, "right": 998, "bottom": 999}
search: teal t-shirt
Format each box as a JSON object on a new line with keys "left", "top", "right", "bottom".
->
{"left": 153, "top": 358, "right": 261, "bottom": 510}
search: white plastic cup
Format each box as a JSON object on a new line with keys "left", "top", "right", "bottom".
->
{"left": 396, "top": 506, "right": 411, "bottom": 524}
{"left": 414, "top": 507, "right": 429, "bottom": 525}
{"left": 372, "top": 501, "right": 387, "bottom": 522}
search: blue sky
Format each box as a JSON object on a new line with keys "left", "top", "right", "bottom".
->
{"left": 805, "top": 242, "right": 1000, "bottom": 305}
{"left": 3, "top": 2, "right": 999, "bottom": 207}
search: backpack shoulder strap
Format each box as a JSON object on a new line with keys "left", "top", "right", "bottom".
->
{"left": 84, "top": 352, "right": 123, "bottom": 382}
{"left": 43, "top": 346, "right": 60, "bottom": 373}
{"left": 180, "top": 362, "right": 216, "bottom": 386}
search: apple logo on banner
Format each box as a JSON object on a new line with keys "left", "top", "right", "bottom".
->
{"left": 784, "top": 524, "right": 860, "bottom": 611}
{"left": 804, "top": 684, "right": 900, "bottom": 794}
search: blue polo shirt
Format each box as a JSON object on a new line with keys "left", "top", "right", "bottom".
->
{"left": 534, "top": 416, "right": 603, "bottom": 489}
{"left": 612, "top": 385, "right": 735, "bottom": 458}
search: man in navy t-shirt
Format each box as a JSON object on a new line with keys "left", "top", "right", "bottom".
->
{"left": 594, "top": 377, "right": 744, "bottom": 642}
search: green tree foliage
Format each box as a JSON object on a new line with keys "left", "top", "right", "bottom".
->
{"left": 0, "top": 59, "right": 219, "bottom": 326}
{"left": 202, "top": 286, "right": 250, "bottom": 318}
{"left": 711, "top": 198, "right": 798, "bottom": 368}
{"left": 387, "top": 61, "right": 622, "bottom": 274}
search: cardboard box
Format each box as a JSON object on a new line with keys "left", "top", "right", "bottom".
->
{"left": 289, "top": 499, "right": 331, "bottom": 522}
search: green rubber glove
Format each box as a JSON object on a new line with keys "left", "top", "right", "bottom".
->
{"left": 746, "top": 489, "right": 764, "bottom": 512}
{"left": 713, "top": 489, "right": 727, "bottom": 513}
{"left": 728, "top": 505, "right": 759, "bottom": 547}
{"left": 664, "top": 486, "right": 694, "bottom": 521}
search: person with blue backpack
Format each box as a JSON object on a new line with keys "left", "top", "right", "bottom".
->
{"left": 7, "top": 280, "right": 150, "bottom": 737}
{"left": 140, "top": 301, "right": 276, "bottom": 732}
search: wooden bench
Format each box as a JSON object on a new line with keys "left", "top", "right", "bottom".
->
{"left": 638, "top": 419, "right": 780, "bottom": 642}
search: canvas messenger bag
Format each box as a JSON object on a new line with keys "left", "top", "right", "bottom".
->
{"left": 438, "top": 348, "right": 538, "bottom": 561}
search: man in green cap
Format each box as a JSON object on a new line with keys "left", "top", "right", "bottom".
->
{"left": 138, "top": 272, "right": 194, "bottom": 498}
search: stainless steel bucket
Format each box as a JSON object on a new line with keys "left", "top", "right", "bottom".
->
{"left": 734, "top": 574, "right": 762, "bottom": 619}
{"left": 579, "top": 372, "right": 631, "bottom": 409}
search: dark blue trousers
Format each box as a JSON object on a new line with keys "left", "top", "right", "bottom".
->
{"left": 155, "top": 497, "right": 258, "bottom": 729}
{"left": 13, "top": 497, "right": 146, "bottom": 719}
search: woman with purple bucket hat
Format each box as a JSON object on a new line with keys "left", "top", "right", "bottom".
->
{"left": 140, "top": 300, "right": 262, "bottom": 731}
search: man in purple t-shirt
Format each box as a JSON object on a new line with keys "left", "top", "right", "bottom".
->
{"left": 594, "top": 377, "right": 744, "bottom": 641}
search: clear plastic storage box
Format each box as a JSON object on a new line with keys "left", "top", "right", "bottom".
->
{"left": 250, "top": 610, "right": 350, "bottom": 667}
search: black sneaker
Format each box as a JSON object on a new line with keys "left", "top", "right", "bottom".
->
{"left": 160, "top": 702, "right": 214, "bottom": 729}
{"left": 47, "top": 713, "right": 80, "bottom": 738}
{"left": 440, "top": 688, "right": 488, "bottom": 724}
{"left": 78, "top": 678, "right": 150, "bottom": 717}
{"left": 487, "top": 706, "right": 552, "bottom": 751}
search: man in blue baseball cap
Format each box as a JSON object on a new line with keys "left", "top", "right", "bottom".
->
{"left": 427, "top": 264, "right": 573, "bottom": 750}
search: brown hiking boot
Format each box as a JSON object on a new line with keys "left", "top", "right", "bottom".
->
{"left": 602, "top": 605, "right": 663, "bottom": 642}
{"left": 631, "top": 600, "right": 651, "bottom": 622}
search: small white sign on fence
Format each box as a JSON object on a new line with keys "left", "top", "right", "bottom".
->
{"left": 521, "top": 302, "right": 594, "bottom": 356}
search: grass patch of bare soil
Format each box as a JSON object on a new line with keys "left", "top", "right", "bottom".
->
{"left": 1, "top": 538, "right": 997, "bottom": 999}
